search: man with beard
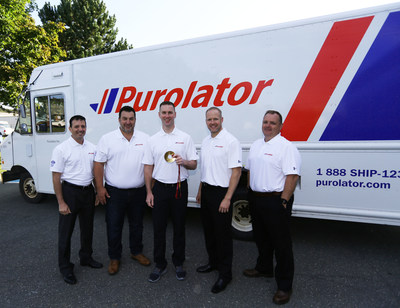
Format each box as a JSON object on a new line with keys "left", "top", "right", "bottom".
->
{"left": 94, "top": 106, "right": 150, "bottom": 275}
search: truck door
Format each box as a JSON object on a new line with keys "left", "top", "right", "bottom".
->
{"left": 10, "top": 91, "right": 36, "bottom": 186}
{"left": 31, "top": 90, "right": 69, "bottom": 194}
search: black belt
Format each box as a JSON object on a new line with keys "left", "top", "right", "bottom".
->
{"left": 105, "top": 183, "right": 144, "bottom": 190}
{"left": 202, "top": 182, "right": 227, "bottom": 189}
{"left": 251, "top": 191, "right": 281, "bottom": 197}
{"left": 156, "top": 180, "right": 186, "bottom": 187}
{"left": 63, "top": 181, "right": 93, "bottom": 190}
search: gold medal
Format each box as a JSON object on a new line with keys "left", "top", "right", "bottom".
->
{"left": 164, "top": 151, "right": 176, "bottom": 163}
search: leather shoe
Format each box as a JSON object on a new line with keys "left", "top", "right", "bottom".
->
{"left": 273, "top": 289, "right": 292, "bottom": 305}
{"left": 63, "top": 273, "right": 77, "bottom": 285}
{"left": 108, "top": 259, "right": 120, "bottom": 275}
{"left": 196, "top": 264, "right": 216, "bottom": 273}
{"left": 131, "top": 253, "right": 151, "bottom": 266}
{"left": 211, "top": 278, "right": 231, "bottom": 293}
{"left": 80, "top": 258, "right": 103, "bottom": 269}
{"left": 243, "top": 268, "right": 273, "bottom": 278}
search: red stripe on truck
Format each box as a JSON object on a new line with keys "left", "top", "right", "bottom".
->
{"left": 281, "top": 16, "right": 374, "bottom": 141}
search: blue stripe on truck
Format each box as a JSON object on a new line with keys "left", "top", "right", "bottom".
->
{"left": 321, "top": 11, "right": 400, "bottom": 141}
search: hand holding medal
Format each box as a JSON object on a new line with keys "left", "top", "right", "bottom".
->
{"left": 164, "top": 151, "right": 182, "bottom": 199}
{"left": 164, "top": 151, "right": 176, "bottom": 163}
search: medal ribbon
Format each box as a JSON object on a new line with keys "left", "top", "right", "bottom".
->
{"left": 175, "top": 165, "right": 181, "bottom": 199}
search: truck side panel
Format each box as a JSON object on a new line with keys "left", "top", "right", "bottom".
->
{"left": 4, "top": 4, "right": 400, "bottom": 225}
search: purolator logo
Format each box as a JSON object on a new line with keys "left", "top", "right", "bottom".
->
{"left": 90, "top": 77, "right": 274, "bottom": 114}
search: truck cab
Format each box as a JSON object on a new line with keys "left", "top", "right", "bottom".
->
{"left": 1, "top": 67, "right": 71, "bottom": 203}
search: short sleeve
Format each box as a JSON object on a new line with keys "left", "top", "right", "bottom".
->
{"left": 50, "top": 146, "right": 65, "bottom": 173}
{"left": 227, "top": 138, "right": 242, "bottom": 169}
{"left": 94, "top": 136, "right": 108, "bottom": 163}
{"left": 185, "top": 136, "right": 199, "bottom": 161}
{"left": 282, "top": 143, "right": 301, "bottom": 175}
{"left": 142, "top": 140, "right": 154, "bottom": 165}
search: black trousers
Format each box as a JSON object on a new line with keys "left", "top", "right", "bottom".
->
{"left": 200, "top": 183, "right": 233, "bottom": 280}
{"left": 152, "top": 180, "right": 188, "bottom": 269}
{"left": 58, "top": 183, "right": 95, "bottom": 276}
{"left": 249, "top": 191, "right": 294, "bottom": 291}
{"left": 105, "top": 184, "right": 146, "bottom": 260}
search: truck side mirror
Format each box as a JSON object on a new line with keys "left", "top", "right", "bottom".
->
{"left": 19, "top": 104, "right": 26, "bottom": 118}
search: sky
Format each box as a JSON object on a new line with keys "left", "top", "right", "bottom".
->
{"left": 32, "top": 0, "right": 397, "bottom": 48}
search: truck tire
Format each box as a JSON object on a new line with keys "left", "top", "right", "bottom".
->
{"left": 19, "top": 173, "right": 44, "bottom": 203}
{"left": 231, "top": 188, "right": 253, "bottom": 241}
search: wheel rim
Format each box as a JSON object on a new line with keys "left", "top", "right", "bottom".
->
{"left": 231, "top": 199, "right": 252, "bottom": 232}
{"left": 23, "top": 178, "right": 38, "bottom": 199}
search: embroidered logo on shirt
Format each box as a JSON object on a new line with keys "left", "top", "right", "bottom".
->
{"left": 135, "top": 144, "right": 144, "bottom": 146}
{"left": 264, "top": 153, "right": 273, "bottom": 156}
{"left": 50, "top": 160, "right": 56, "bottom": 167}
{"left": 215, "top": 145, "right": 224, "bottom": 148}
{"left": 175, "top": 142, "right": 184, "bottom": 144}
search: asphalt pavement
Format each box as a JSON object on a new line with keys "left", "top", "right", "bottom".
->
{"left": 0, "top": 182, "right": 399, "bottom": 308}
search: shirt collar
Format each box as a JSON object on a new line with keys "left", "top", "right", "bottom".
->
{"left": 264, "top": 133, "right": 281, "bottom": 144}
{"left": 160, "top": 127, "right": 178, "bottom": 136}
{"left": 117, "top": 128, "right": 136, "bottom": 141}
{"left": 208, "top": 128, "right": 226, "bottom": 140}
{"left": 68, "top": 136, "right": 85, "bottom": 147}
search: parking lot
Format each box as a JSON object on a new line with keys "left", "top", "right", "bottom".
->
{"left": 0, "top": 182, "right": 399, "bottom": 308}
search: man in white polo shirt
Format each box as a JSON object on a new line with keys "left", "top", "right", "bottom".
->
{"left": 143, "top": 101, "right": 198, "bottom": 283}
{"left": 244, "top": 110, "right": 301, "bottom": 305}
{"left": 50, "top": 115, "right": 103, "bottom": 285}
{"left": 196, "top": 107, "right": 242, "bottom": 293}
{"left": 94, "top": 106, "right": 150, "bottom": 275}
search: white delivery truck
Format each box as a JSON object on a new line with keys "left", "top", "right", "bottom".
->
{"left": 1, "top": 3, "right": 400, "bottom": 239}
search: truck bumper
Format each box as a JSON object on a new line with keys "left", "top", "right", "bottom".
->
{"left": 0, "top": 170, "right": 19, "bottom": 184}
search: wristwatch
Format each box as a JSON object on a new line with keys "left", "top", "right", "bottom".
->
{"left": 281, "top": 198, "right": 288, "bottom": 206}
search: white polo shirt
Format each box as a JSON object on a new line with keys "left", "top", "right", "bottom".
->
{"left": 200, "top": 128, "right": 242, "bottom": 188}
{"left": 142, "top": 127, "right": 198, "bottom": 184}
{"left": 95, "top": 129, "right": 149, "bottom": 189}
{"left": 247, "top": 134, "right": 301, "bottom": 193}
{"left": 50, "top": 137, "right": 96, "bottom": 186}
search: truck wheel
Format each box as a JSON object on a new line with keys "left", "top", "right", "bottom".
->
{"left": 231, "top": 190, "right": 253, "bottom": 241}
{"left": 19, "top": 173, "right": 44, "bottom": 203}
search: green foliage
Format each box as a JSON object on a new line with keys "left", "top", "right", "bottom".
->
{"left": 39, "top": 0, "right": 132, "bottom": 60}
{"left": 0, "top": 0, "right": 66, "bottom": 109}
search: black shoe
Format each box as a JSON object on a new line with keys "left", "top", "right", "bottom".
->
{"left": 273, "top": 289, "right": 292, "bottom": 305}
{"left": 175, "top": 265, "right": 186, "bottom": 281}
{"left": 196, "top": 264, "right": 216, "bottom": 273}
{"left": 211, "top": 278, "right": 231, "bottom": 293}
{"left": 243, "top": 268, "right": 273, "bottom": 278}
{"left": 148, "top": 266, "right": 167, "bottom": 283}
{"left": 63, "top": 273, "right": 77, "bottom": 285}
{"left": 80, "top": 258, "right": 103, "bottom": 269}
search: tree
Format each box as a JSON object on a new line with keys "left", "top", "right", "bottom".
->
{"left": 39, "top": 0, "right": 132, "bottom": 60}
{"left": 0, "top": 0, "right": 65, "bottom": 109}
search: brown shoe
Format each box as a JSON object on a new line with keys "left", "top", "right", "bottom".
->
{"left": 131, "top": 253, "right": 151, "bottom": 266}
{"left": 243, "top": 268, "right": 273, "bottom": 278}
{"left": 273, "top": 290, "right": 292, "bottom": 305}
{"left": 108, "top": 259, "right": 120, "bottom": 275}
